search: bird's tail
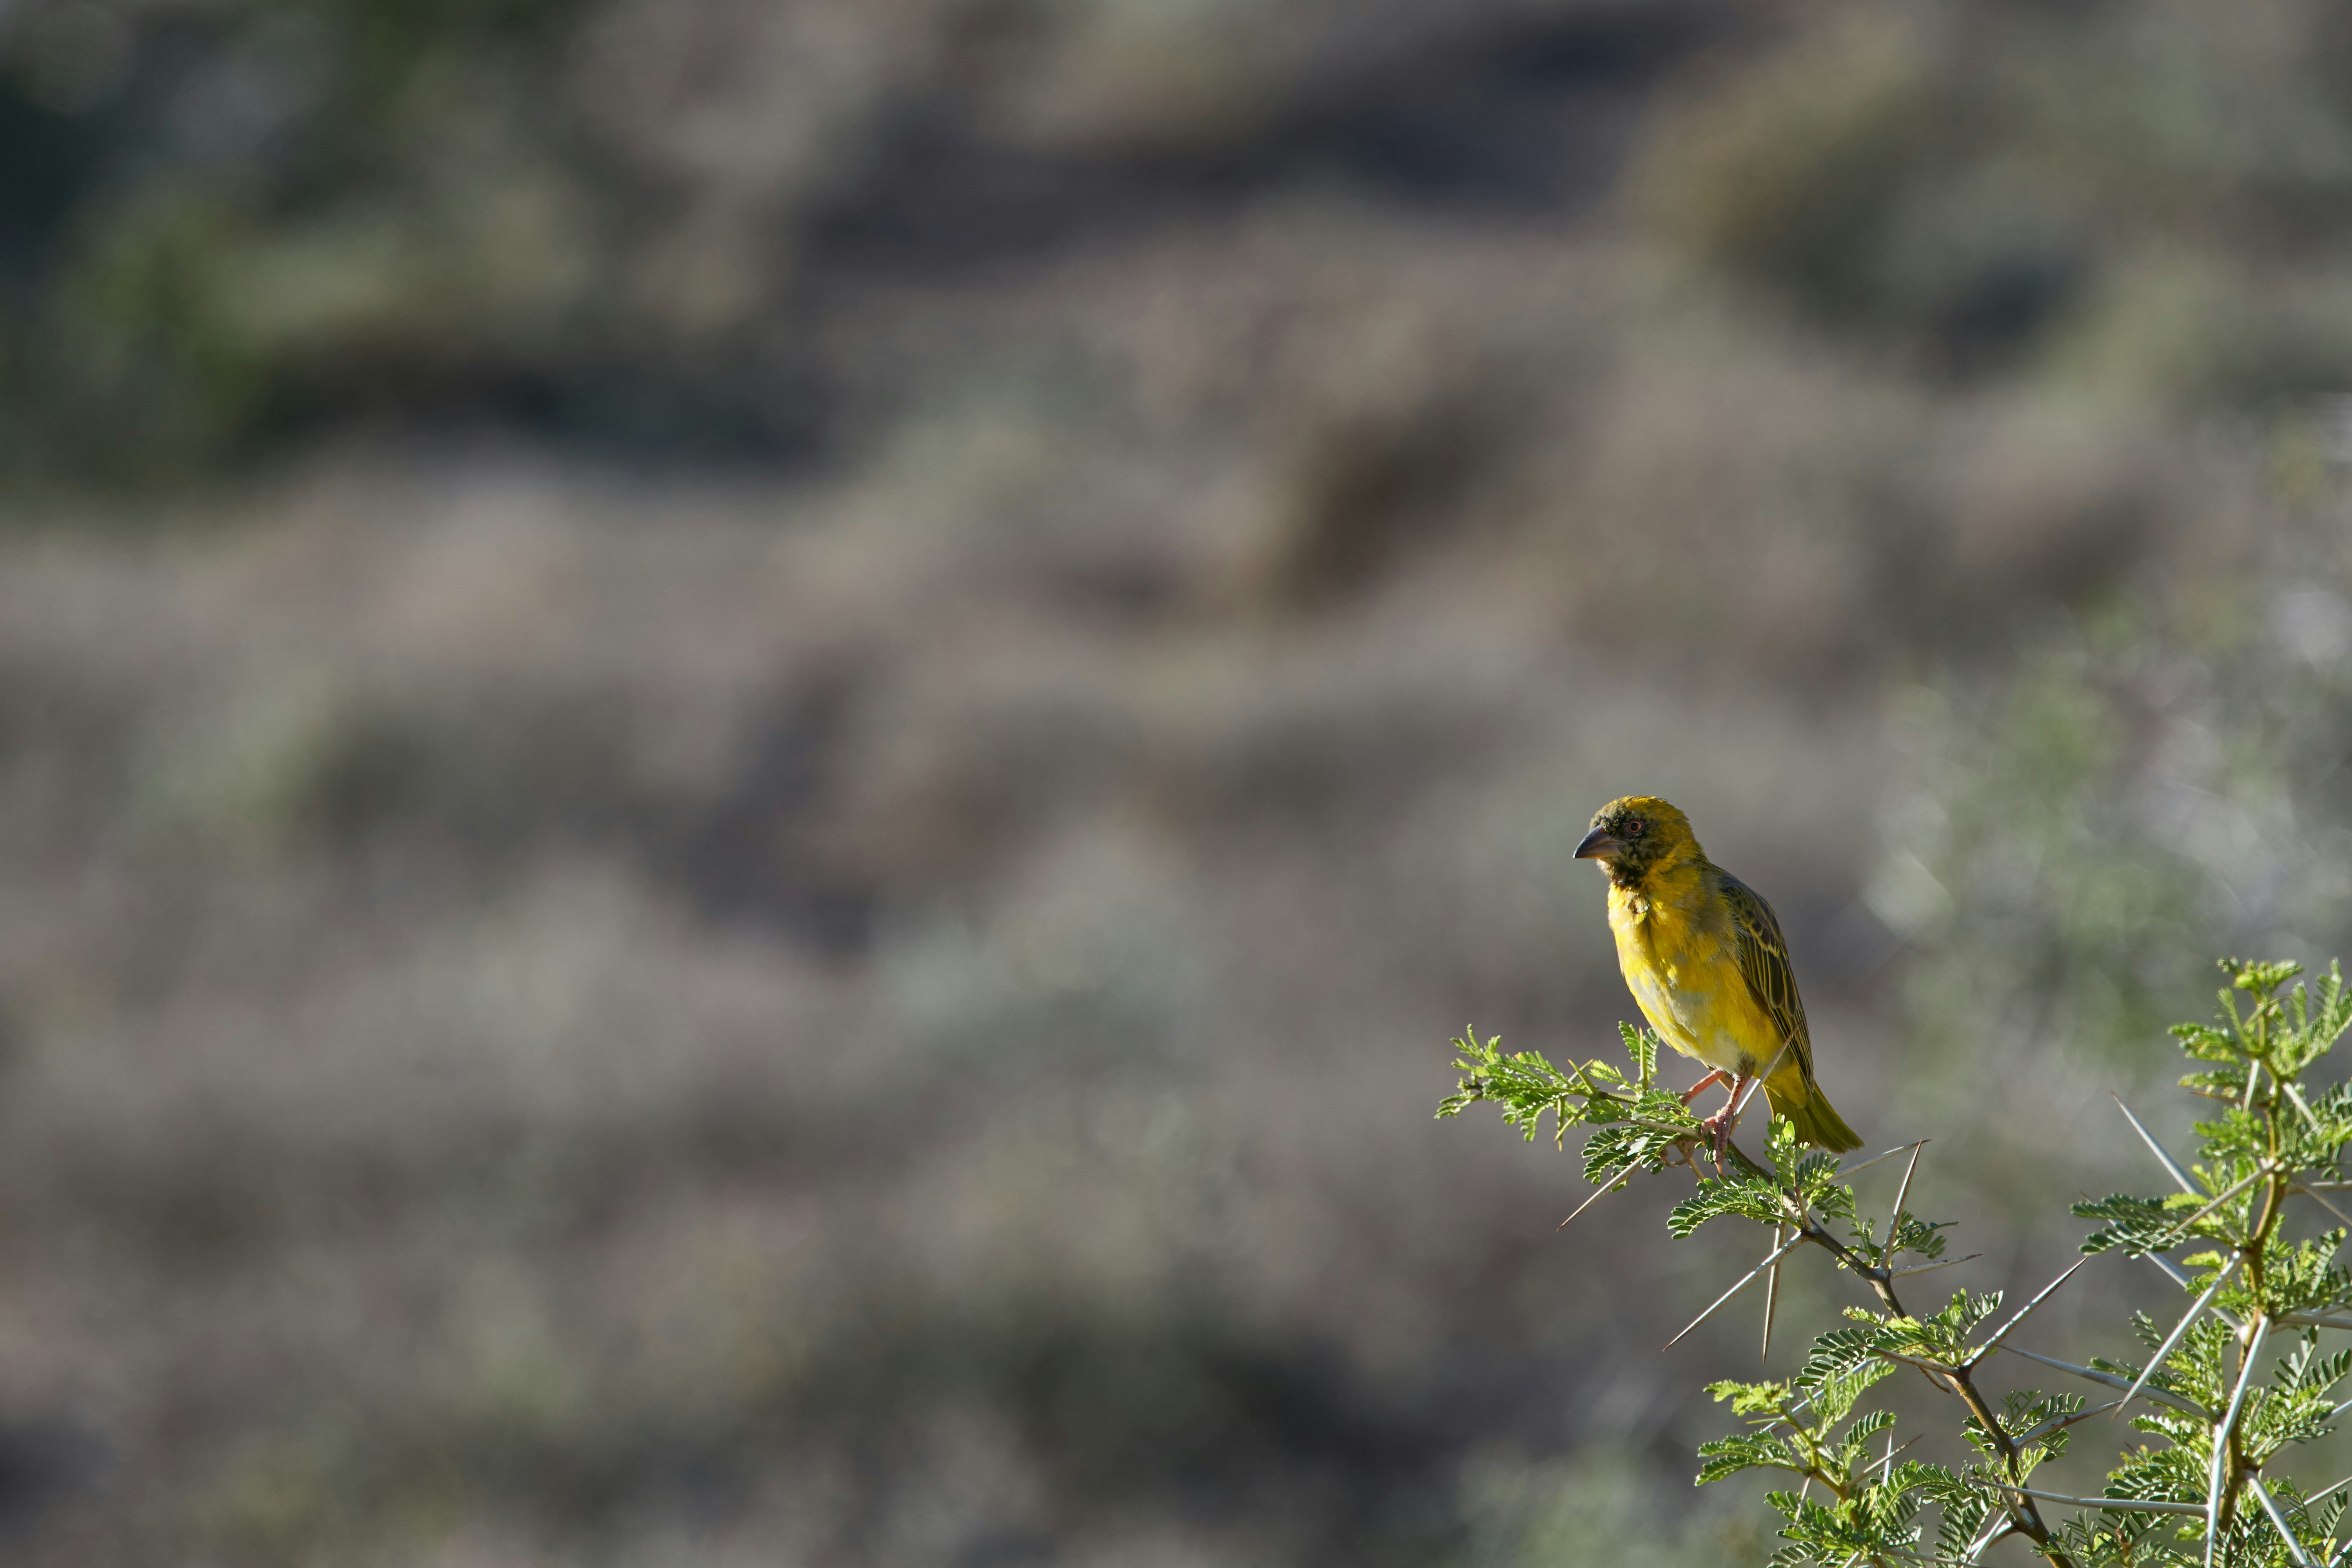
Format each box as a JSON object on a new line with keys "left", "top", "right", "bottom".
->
{"left": 1764, "top": 1073, "right": 1862, "bottom": 1153}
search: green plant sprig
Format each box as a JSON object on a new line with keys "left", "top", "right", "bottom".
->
{"left": 1439, "top": 959, "right": 2352, "bottom": 1566}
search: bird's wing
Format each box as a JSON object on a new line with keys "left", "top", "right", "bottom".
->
{"left": 1715, "top": 871, "right": 1814, "bottom": 1080}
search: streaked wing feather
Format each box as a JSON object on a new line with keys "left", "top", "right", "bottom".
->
{"left": 1716, "top": 872, "right": 1814, "bottom": 1080}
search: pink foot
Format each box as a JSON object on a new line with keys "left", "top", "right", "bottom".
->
{"left": 1679, "top": 1070, "right": 1732, "bottom": 1107}
{"left": 1698, "top": 1074, "right": 1753, "bottom": 1170}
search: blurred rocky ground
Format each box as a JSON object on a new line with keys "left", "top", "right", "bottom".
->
{"left": 1, "top": 1, "right": 2351, "bottom": 1563}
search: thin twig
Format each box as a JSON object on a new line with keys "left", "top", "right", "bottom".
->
{"left": 2298, "top": 1184, "right": 2352, "bottom": 1231}
{"left": 1885, "top": 1140, "right": 1926, "bottom": 1269}
{"left": 1961, "top": 1514, "right": 2016, "bottom": 1563}
{"left": 1763, "top": 1388, "right": 1818, "bottom": 1437}
{"left": 2153, "top": 1167, "right": 2266, "bottom": 1251}
{"left": 2209, "top": 1314, "right": 2272, "bottom": 1568}
{"left": 2000, "top": 1347, "right": 2214, "bottom": 1419}
{"left": 1558, "top": 1159, "right": 1641, "bottom": 1230}
{"left": 1971, "top": 1259, "right": 2089, "bottom": 1365}
{"left": 2147, "top": 1251, "right": 2246, "bottom": 1330}
{"left": 1989, "top": 1483, "right": 2207, "bottom": 1519}
{"left": 1860, "top": 1433, "right": 1920, "bottom": 1484}
{"left": 1664, "top": 1230, "right": 1808, "bottom": 1348}
{"left": 2285, "top": 1080, "right": 2327, "bottom": 1137}
{"left": 1840, "top": 1140, "right": 1930, "bottom": 1182}
{"left": 1881, "top": 1350, "right": 1962, "bottom": 1380}
{"left": 2016, "top": 1400, "right": 2122, "bottom": 1448}
{"left": 2116, "top": 1095, "right": 2198, "bottom": 1194}
{"left": 1762, "top": 1222, "right": 1785, "bottom": 1364}
{"left": 2117, "top": 1254, "right": 2241, "bottom": 1420}
{"left": 1889, "top": 1252, "right": 1982, "bottom": 1279}
{"left": 2251, "top": 1474, "right": 2319, "bottom": 1568}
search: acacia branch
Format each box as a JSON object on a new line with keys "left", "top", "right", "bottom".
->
{"left": 1734, "top": 1145, "right": 2078, "bottom": 1568}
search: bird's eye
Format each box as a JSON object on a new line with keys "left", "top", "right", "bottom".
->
{"left": 1624, "top": 817, "right": 1644, "bottom": 836}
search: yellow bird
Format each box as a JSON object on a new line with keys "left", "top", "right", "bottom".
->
{"left": 1575, "top": 795, "right": 1860, "bottom": 1155}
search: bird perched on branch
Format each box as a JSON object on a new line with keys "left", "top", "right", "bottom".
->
{"left": 1575, "top": 795, "right": 1860, "bottom": 1157}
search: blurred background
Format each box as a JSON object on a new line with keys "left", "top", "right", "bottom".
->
{"left": 2, "top": 0, "right": 2352, "bottom": 1562}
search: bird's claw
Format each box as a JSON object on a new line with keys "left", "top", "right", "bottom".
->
{"left": 1698, "top": 1107, "right": 1741, "bottom": 1173}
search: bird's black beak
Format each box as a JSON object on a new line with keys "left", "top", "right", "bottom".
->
{"left": 1574, "top": 827, "right": 1622, "bottom": 861}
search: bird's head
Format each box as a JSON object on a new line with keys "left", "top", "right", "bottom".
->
{"left": 1575, "top": 795, "right": 1700, "bottom": 888}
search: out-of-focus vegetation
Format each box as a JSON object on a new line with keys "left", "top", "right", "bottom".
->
{"left": 18, "top": 0, "right": 2352, "bottom": 492}
{"left": 1882, "top": 489, "right": 2352, "bottom": 1211}
{"left": 0, "top": 0, "right": 2350, "bottom": 1563}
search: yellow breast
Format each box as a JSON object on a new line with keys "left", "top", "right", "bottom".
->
{"left": 1607, "top": 872, "right": 1776, "bottom": 1076}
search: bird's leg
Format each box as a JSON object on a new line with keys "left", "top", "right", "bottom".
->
{"left": 1678, "top": 1069, "right": 1732, "bottom": 1107}
{"left": 1699, "top": 1072, "right": 1752, "bottom": 1170}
